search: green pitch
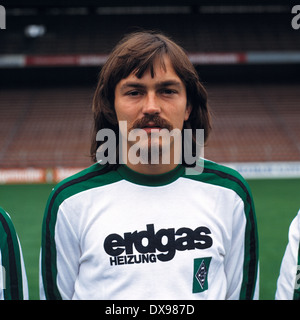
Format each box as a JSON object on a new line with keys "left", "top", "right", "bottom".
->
{"left": 0, "top": 178, "right": 299, "bottom": 300}
{"left": 248, "top": 178, "right": 300, "bottom": 299}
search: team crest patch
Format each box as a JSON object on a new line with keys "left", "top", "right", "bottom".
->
{"left": 193, "top": 257, "right": 211, "bottom": 293}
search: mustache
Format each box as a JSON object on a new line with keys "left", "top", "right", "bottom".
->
{"left": 130, "top": 115, "right": 173, "bottom": 131}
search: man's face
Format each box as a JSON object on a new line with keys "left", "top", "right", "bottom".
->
{"left": 114, "top": 55, "right": 191, "bottom": 166}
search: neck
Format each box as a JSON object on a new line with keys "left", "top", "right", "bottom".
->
{"left": 121, "top": 143, "right": 182, "bottom": 175}
{"left": 125, "top": 162, "right": 179, "bottom": 175}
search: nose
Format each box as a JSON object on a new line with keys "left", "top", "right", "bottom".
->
{"left": 142, "top": 92, "right": 161, "bottom": 115}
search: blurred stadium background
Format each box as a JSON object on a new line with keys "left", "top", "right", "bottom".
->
{"left": 0, "top": 0, "right": 300, "bottom": 299}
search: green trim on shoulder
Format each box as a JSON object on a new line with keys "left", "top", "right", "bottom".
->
{"left": 51, "top": 163, "right": 122, "bottom": 207}
{"left": 185, "top": 159, "right": 250, "bottom": 188}
{"left": 184, "top": 159, "right": 259, "bottom": 300}
{"left": 0, "top": 207, "right": 23, "bottom": 300}
{"left": 41, "top": 163, "right": 122, "bottom": 300}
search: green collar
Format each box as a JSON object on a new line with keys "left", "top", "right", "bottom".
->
{"left": 117, "top": 164, "right": 185, "bottom": 187}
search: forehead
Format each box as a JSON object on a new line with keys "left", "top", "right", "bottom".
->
{"left": 116, "top": 56, "right": 184, "bottom": 88}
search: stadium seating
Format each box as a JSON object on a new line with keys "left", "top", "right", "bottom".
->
{"left": 206, "top": 83, "right": 300, "bottom": 163}
{"left": 0, "top": 87, "right": 94, "bottom": 168}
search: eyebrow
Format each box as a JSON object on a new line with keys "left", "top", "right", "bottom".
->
{"left": 119, "top": 80, "right": 183, "bottom": 92}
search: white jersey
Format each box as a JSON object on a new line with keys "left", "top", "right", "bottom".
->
{"left": 40, "top": 159, "right": 259, "bottom": 300}
{"left": 0, "top": 207, "right": 28, "bottom": 300}
{"left": 276, "top": 209, "right": 300, "bottom": 300}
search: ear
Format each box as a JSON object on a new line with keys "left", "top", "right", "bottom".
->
{"left": 184, "top": 103, "right": 192, "bottom": 121}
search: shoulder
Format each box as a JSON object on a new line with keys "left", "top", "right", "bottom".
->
{"left": 183, "top": 159, "right": 256, "bottom": 220}
{"left": 184, "top": 159, "right": 253, "bottom": 197}
{"left": 42, "top": 163, "right": 123, "bottom": 238}
{"left": 47, "top": 163, "right": 121, "bottom": 208}
{"left": 0, "top": 206, "right": 18, "bottom": 241}
{"left": 0, "top": 206, "right": 10, "bottom": 222}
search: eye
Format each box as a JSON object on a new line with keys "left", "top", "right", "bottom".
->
{"left": 126, "top": 90, "right": 142, "bottom": 97}
{"left": 161, "top": 88, "right": 177, "bottom": 95}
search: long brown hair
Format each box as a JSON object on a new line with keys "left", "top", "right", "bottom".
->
{"left": 91, "top": 31, "right": 211, "bottom": 167}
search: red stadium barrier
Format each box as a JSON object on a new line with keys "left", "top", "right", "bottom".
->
{"left": 1, "top": 52, "right": 300, "bottom": 68}
{"left": 0, "top": 167, "right": 84, "bottom": 184}
{"left": 0, "top": 168, "right": 47, "bottom": 184}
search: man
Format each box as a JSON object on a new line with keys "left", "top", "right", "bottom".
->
{"left": 40, "top": 31, "right": 259, "bottom": 300}
{"left": 0, "top": 207, "right": 28, "bottom": 300}
{"left": 276, "top": 209, "right": 300, "bottom": 299}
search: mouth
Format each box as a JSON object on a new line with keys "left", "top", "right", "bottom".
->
{"left": 131, "top": 116, "right": 173, "bottom": 133}
{"left": 141, "top": 122, "right": 163, "bottom": 133}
